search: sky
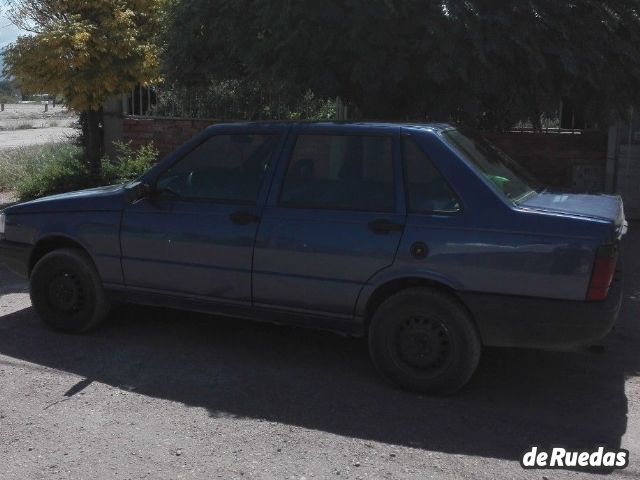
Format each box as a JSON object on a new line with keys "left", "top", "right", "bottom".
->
{"left": 0, "top": 7, "right": 27, "bottom": 75}
{"left": 0, "top": 6, "right": 26, "bottom": 49}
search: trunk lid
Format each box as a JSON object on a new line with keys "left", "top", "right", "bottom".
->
{"left": 520, "top": 192, "right": 628, "bottom": 239}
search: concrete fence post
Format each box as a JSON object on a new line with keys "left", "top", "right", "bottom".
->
{"left": 121, "top": 93, "right": 129, "bottom": 115}
{"left": 335, "top": 97, "right": 348, "bottom": 121}
{"left": 103, "top": 96, "right": 126, "bottom": 161}
{"left": 606, "top": 124, "right": 619, "bottom": 193}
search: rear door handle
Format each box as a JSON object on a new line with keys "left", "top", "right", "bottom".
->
{"left": 229, "top": 211, "right": 261, "bottom": 225}
{"left": 368, "top": 219, "right": 404, "bottom": 235}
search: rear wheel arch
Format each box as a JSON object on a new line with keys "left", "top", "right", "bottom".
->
{"left": 367, "top": 285, "right": 482, "bottom": 393}
{"left": 363, "top": 277, "right": 479, "bottom": 334}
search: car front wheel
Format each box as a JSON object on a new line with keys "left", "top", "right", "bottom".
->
{"left": 368, "top": 287, "right": 481, "bottom": 394}
{"left": 30, "top": 248, "right": 110, "bottom": 333}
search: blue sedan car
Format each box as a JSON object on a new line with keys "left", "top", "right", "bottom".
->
{"left": 0, "top": 123, "right": 627, "bottom": 393}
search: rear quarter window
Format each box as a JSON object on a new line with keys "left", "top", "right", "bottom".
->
{"left": 403, "top": 138, "right": 461, "bottom": 214}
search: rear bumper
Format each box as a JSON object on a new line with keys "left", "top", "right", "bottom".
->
{"left": 460, "top": 275, "right": 623, "bottom": 349}
{"left": 0, "top": 239, "right": 31, "bottom": 278}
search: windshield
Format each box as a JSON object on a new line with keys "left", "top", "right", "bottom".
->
{"left": 442, "top": 128, "right": 538, "bottom": 203}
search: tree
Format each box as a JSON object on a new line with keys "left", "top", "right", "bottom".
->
{"left": 3, "top": 0, "right": 164, "bottom": 176}
{"left": 163, "top": 0, "right": 640, "bottom": 129}
{"left": 0, "top": 79, "right": 20, "bottom": 103}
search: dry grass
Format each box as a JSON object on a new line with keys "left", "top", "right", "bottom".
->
{"left": 0, "top": 143, "right": 80, "bottom": 192}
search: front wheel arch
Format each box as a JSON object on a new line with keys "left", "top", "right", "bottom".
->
{"left": 30, "top": 247, "right": 110, "bottom": 333}
{"left": 29, "top": 235, "right": 94, "bottom": 277}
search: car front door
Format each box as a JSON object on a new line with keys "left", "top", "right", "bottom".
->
{"left": 120, "top": 127, "right": 285, "bottom": 304}
{"left": 252, "top": 125, "right": 405, "bottom": 318}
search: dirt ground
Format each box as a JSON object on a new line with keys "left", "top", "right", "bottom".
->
{"left": 0, "top": 103, "right": 78, "bottom": 150}
{"left": 0, "top": 191, "right": 17, "bottom": 208}
{"left": 0, "top": 226, "right": 638, "bottom": 479}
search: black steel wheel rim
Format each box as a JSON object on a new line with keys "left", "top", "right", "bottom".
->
{"left": 47, "top": 271, "right": 84, "bottom": 313}
{"left": 394, "top": 316, "right": 453, "bottom": 373}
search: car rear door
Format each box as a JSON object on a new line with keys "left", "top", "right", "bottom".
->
{"left": 120, "top": 125, "right": 286, "bottom": 304}
{"left": 252, "top": 124, "right": 405, "bottom": 317}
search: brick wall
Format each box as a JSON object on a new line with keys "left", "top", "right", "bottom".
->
{"left": 120, "top": 117, "right": 608, "bottom": 191}
{"left": 483, "top": 131, "right": 607, "bottom": 191}
{"left": 121, "top": 116, "right": 219, "bottom": 158}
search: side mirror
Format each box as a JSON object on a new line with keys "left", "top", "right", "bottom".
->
{"left": 140, "top": 182, "right": 154, "bottom": 198}
{"left": 124, "top": 181, "right": 153, "bottom": 203}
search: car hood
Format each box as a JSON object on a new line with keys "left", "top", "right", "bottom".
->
{"left": 4, "top": 184, "right": 128, "bottom": 214}
{"left": 520, "top": 192, "right": 628, "bottom": 238}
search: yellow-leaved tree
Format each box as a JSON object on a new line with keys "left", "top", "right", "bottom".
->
{"left": 3, "top": 0, "right": 164, "bottom": 176}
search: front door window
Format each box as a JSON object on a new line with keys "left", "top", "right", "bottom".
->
{"left": 157, "top": 134, "right": 280, "bottom": 203}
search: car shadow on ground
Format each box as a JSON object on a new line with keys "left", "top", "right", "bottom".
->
{"left": 0, "top": 231, "right": 638, "bottom": 464}
{"left": 0, "top": 276, "right": 28, "bottom": 296}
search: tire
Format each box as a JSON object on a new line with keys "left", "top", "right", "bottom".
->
{"left": 30, "top": 248, "right": 110, "bottom": 333}
{"left": 368, "top": 287, "right": 481, "bottom": 394}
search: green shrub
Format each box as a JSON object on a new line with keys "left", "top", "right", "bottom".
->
{"left": 15, "top": 145, "right": 89, "bottom": 201}
{"left": 0, "top": 94, "right": 18, "bottom": 104}
{"left": 1, "top": 141, "right": 158, "bottom": 202}
{"left": 102, "top": 141, "right": 159, "bottom": 184}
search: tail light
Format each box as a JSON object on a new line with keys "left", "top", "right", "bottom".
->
{"left": 586, "top": 244, "right": 618, "bottom": 301}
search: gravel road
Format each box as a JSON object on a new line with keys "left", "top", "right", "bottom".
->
{"left": 0, "top": 226, "right": 638, "bottom": 479}
{"left": 0, "top": 103, "right": 78, "bottom": 149}
{"left": 0, "top": 126, "right": 78, "bottom": 149}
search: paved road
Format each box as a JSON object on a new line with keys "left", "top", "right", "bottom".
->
{"left": 0, "top": 227, "right": 638, "bottom": 479}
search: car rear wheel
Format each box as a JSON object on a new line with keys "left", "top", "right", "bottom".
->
{"left": 30, "top": 248, "right": 110, "bottom": 333}
{"left": 368, "top": 287, "right": 481, "bottom": 394}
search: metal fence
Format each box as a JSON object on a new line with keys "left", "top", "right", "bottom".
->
{"left": 509, "top": 127, "right": 587, "bottom": 135}
{"left": 122, "top": 85, "right": 587, "bottom": 132}
{"left": 122, "top": 83, "right": 342, "bottom": 121}
{"left": 122, "top": 85, "right": 156, "bottom": 117}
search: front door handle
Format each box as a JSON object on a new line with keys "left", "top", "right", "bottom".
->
{"left": 368, "top": 219, "right": 404, "bottom": 235}
{"left": 229, "top": 211, "right": 261, "bottom": 225}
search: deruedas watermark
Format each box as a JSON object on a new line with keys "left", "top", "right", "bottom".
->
{"left": 520, "top": 446, "right": 629, "bottom": 469}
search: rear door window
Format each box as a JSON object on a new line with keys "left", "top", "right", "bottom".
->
{"left": 279, "top": 134, "right": 394, "bottom": 212}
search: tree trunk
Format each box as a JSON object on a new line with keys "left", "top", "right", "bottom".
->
{"left": 83, "top": 108, "right": 104, "bottom": 180}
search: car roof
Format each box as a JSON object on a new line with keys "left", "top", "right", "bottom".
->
{"left": 203, "top": 121, "right": 454, "bottom": 134}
